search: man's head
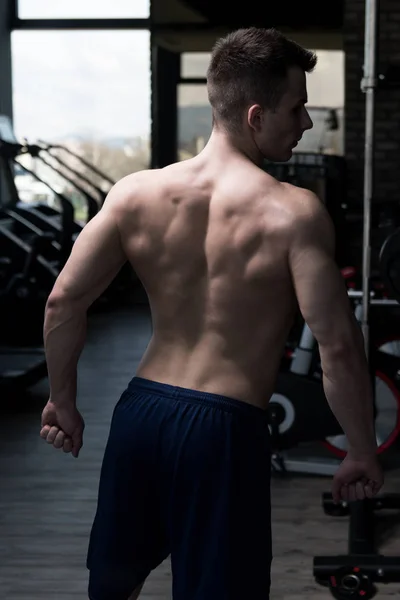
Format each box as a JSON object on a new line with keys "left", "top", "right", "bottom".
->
{"left": 207, "top": 27, "right": 317, "bottom": 162}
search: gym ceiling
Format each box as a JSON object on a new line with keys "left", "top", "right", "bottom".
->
{"left": 151, "top": 0, "right": 345, "bottom": 52}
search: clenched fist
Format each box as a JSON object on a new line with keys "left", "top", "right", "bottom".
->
{"left": 40, "top": 399, "right": 85, "bottom": 458}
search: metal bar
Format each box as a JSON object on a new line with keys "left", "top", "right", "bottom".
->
{"left": 0, "top": 156, "right": 20, "bottom": 207}
{"left": 314, "top": 554, "right": 400, "bottom": 581}
{"left": 36, "top": 153, "right": 98, "bottom": 222}
{"left": 348, "top": 290, "right": 376, "bottom": 298}
{"left": 11, "top": 20, "right": 260, "bottom": 33}
{"left": 361, "top": 0, "right": 379, "bottom": 357}
{"left": 347, "top": 290, "right": 399, "bottom": 305}
{"left": 277, "top": 457, "right": 339, "bottom": 476}
{"left": 155, "top": 22, "right": 343, "bottom": 33}
{"left": 42, "top": 143, "right": 115, "bottom": 186}
{"left": 9, "top": 0, "right": 19, "bottom": 29}
{"left": 178, "top": 77, "right": 207, "bottom": 85}
{"left": 348, "top": 500, "right": 376, "bottom": 554}
{"left": 369, "top": 299, "right": 400, "bottom": 306}
{"left": 12, "top": 18, "right": 150, "bottom": 30}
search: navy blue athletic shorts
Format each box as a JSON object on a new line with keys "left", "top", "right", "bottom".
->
{"left": 87, "top": 376, "right": 272, "bottom": 600}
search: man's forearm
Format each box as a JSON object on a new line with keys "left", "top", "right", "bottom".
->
{"left": 320, "top": 339, "right": 377, "bottom": 458}
{"left": 43, "top": 299, "right": 87, "bottom": 405}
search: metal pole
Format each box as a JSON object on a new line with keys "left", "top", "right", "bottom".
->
{"left": 361, "top": 0, "right": 379, "bottom": 359}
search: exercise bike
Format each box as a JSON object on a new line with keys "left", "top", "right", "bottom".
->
{"left": 312, "top": 298, "right": 400, "bottom": 600}
{"left": 266, "top": 266, "right": 400, "bottom": 598}
{"left": 268, "top": 269, "right": 400, "bottom": 476}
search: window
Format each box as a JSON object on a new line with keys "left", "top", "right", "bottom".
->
{"left": 306, "top": 50, "right": 344, "bottom": 108}
{"left": 18, "top": 0, "right": 150, "bottom": 19}
{"left": 181, "top": 53, "right": 211, "bottom": 79}
{"left": 178, "top": 84, "right": 212, "bottom": 161}
{"left": 12, "top": 30, "right": 150, "bottom": 220}
{"left": 300, "top": 50, "right": 345, "bottom": 155}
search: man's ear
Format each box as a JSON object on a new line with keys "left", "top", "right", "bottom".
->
{"left": 247, "top": 104, "right": 264, "bottom": 132}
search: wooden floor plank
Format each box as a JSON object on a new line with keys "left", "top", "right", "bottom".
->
{"left": 1, "top": 305, "right": 400, "bottom": 599}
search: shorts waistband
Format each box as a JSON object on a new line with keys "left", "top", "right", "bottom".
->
{"left": 128, "top": 376, "right": 268, "bottom": 419}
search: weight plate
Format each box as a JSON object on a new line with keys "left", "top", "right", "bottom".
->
{"left": 329, "top": 566, "right": 376, "bottom": 600}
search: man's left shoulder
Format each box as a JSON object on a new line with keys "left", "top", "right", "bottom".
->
{"left": 112, "top": 168, "right": 156, "bottom": 196}
{"left": 104, "top": 169, "right": 159, "bottom": 212}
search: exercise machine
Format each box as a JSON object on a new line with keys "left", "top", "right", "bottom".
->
{"left": 0, "top": 117, "right": 78, "bottom": 268}
{"left": 379, "top": 226, "right": 400, "bottom": 305}
{"left": 0, "top": 225, "right": 53, "bottom": 388}
{"left": 39, "top": 139, "right": 115, "bottom": 188}
{"left": 25, "top": 142, "right": 99, "bottom": 222}
{"left": 314, "top": 493, "right": 400, "bottom": 599}
{"left": 0, "top": 222, "right": 58, "bottom": 345}
{"left": 312, "top": 0, "right": 400, "bottom": 592}
{"left": 1, "top": 116, "right": 144, "bottom": 313}
{"left": 309, "top": 289, "right": 400, "bottom": 598}
{"left": 38, "top": 142, "right": 109, "bottom": 206}
{"left": 268, "top": 273, "right": 400, "bottom": 476}
{"left": 0, "top": 346, "right": 47, "bottom": 391}
{"left": 1, "top": 208, "right": 62, "bottom": 267}
{"left": 38, "top": 139, "right": 114, "bottom": 206}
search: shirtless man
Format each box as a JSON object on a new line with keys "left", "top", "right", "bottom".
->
{"left": 40, "top": 27, "right": 383, "bottom": 600}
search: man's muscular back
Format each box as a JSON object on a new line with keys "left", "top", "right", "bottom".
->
{"left": 114, "top": 157, "right": 313, "bottom": 409}
{"left": 42, "top": 26, "right": 383, "bottom": 508}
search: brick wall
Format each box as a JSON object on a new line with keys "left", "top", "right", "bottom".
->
{"left": 345, "top": 0, "right": 400, "bottom": 208}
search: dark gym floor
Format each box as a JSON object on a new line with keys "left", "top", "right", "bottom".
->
{"left": 1, "top": 306, "right": 400, "bottom": 599}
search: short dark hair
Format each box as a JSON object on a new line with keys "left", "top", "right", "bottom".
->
{"left": 207, "top": 27, "right": 317, "bottom": 133}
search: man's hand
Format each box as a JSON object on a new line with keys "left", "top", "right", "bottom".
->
{"left": 40, "top": 400, "right": 85, "bottom": 458}
{"left": 332, "top": 452, "right": 384, "bottom": 504}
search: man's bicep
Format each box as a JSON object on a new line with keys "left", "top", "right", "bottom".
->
{"left": 49, "top": 203, "right": 127, "bottom": 309}
{"left": 288, "top": 210, "right": 354, "bottom": 348}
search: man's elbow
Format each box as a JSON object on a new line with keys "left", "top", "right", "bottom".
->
{"left": 319, "top": 323, "right": 366, "bottom": 369}
{"left": 320, "top": 338, "right": 356, "bottom": 364}
{"left": 45, "top": 289, "right": 83, "bottom": 315}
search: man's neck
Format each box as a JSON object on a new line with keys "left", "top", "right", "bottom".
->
{"left": 200, "top": 128, "right": 265, "bottom": 168}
